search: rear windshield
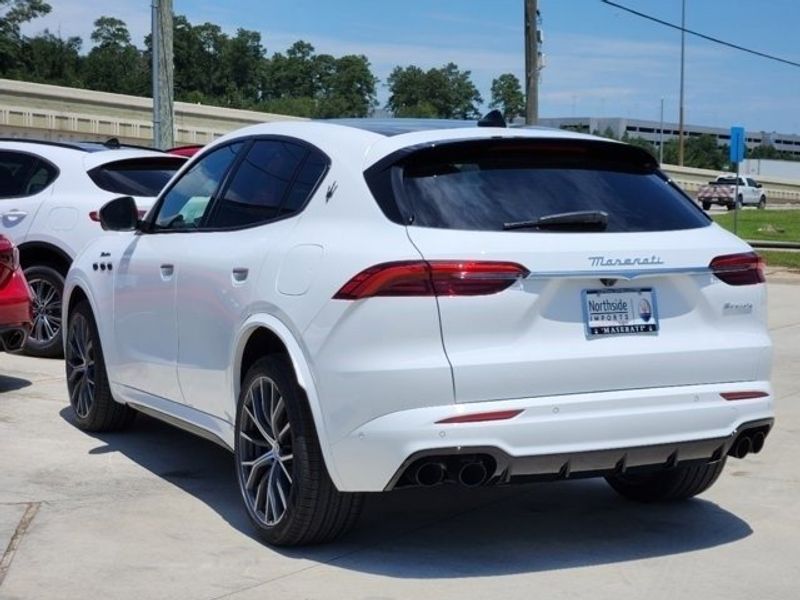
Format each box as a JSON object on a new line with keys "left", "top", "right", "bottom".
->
{"left": 88, "top": 157, "right": 185, "bottom": 197}
{"left": 366, "top": 139, "right": 710, "bottom": 233}
{"left": 715, "top": 177, "right": 740, "bottom": 185}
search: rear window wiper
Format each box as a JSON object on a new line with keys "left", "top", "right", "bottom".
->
{"left": 503, "top": 210, "right": 608, "bottom": 232}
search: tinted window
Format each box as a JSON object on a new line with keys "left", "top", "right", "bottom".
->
{"left": 208, "top": 140, "right": 307, "bottom": 229}
{"left": 0, "top": 151, "right": 58, "bottom": 198}
{"left": 88, "top": 157, "right": 185, "bottom": 197}
{"left": 368, "top": 140, "right": 709, "bottom": 233}
{"left": 282, "top": 151, "right": 328, "bottom": 213}
{"left": 153, "top": 143, "right": 242, "bottom": 230}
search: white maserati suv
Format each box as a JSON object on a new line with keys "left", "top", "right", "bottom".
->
{"left": 63, "top": 117, "right": 774, "bottom": 546}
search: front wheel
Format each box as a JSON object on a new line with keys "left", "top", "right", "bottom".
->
{"left": 24, "top": 265, "right": 65, "bottom": 358}
{"left": 65, "top": 301, "right": 135, "bottom": 431}
{"left": 606, "top": 459, "right": 726, "bottom": 502}
{"left": 235, "top": 355, "right": 363, "bottom": 546}
{"left": 758, "top": 195, "right": 767, "bottom": 209}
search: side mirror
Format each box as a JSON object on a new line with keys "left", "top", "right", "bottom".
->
{"left": 99, "top": 196, "right": 139, "bottom": 231}
{"left": 756, "top": 183, "right": 763, "bottom": 188}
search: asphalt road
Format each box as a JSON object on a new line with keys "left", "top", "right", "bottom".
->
{"left": 1, "top": 281, "right": 798, "bottom": 600}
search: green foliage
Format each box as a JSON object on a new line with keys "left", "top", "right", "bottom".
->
{"left": 489, "top": 73, "right": 524, "bottom": 122}
{"left": 661, "top": 134, "right": 728, "bottom": 169}
{"left": 0, "top": 0, "right": 51, "bottom": 72}
{"left": 748, "top": 144, "right": 800, "bottom": 162}
{"left": 712, "top": 210, "right": 800, "bottom": 243}
{"left": 387, "top": 63, "right": 482, "bottom": 119}
{"left": 621, "top": 132, "right": 657, "bottom": 157}
{"left": 83, "top": 17, "right": 147, "bottom": 95}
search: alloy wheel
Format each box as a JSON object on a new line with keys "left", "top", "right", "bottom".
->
{"left": 28, "top": 277, "right": 62, "bottom": 345}
{"left": 66, "top": 313, "right": 95, "bottom": 418}
{"left": 238, "top": 376, "right": 294, "bottom": 526}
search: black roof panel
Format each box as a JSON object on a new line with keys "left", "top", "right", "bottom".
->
{"left": 322, "top": 118, "right": 479, "bottom": 137}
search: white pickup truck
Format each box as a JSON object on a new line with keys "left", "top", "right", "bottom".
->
{"left": 696, "top": 175, "right": 767, "bottom": 211}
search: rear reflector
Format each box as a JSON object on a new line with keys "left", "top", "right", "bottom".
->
{"left": 334, "top": 260, "right": 528, "bottom": 299}
{"left": 721, "top": 391, "right": 769, "bottom": 401}
{"left": 709, "top": 252, "right": 765, "bottom": 286}
{"left": 436, "top": 409, "right": 523, "bottom": 424}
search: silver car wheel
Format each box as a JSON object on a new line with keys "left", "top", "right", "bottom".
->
{"left": 28, "top": 277, "right": 62, "bottom": 345}
{"left": 66, "top": 313, "right": 95, "bottom": 419}
{"left": 238, "top": 376, "right": 294, "bottom": 527}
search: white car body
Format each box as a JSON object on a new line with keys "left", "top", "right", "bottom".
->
{"left": 0, "top": 139, "right": 185, "bottom": 354}
{"left": 64, "top": 120, "right": 773, "bottom": 529}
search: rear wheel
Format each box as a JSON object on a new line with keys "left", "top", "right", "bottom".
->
{"left": 24, "top": 265, "right": 64, "bottom": 358}
{"left": 606, "top": 459, "right": 726, "bottom": 502}
{"left": 701, "top": 201, "right": 711, "bottom": 211}
{"left": 65, "top": 300, "right": 135, "bottom": 431}
{"left": 235, "top": 355, "right": 363, "bottom": 546}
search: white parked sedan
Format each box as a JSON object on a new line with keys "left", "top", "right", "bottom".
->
{"left": 62, "top": 118, "right": 773, "bottom": 546}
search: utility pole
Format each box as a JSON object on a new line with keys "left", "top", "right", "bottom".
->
{"left": 525, "top": 0, "right": 539, "bottom": 125}
{"left": 659, "top": 97, "right": 665, "bottom": 164}
{"left": 677, "top": 0, "right": 686, "bottom": 166}
{"left": 151, "top": 0, "right": 174, "bottom": 149}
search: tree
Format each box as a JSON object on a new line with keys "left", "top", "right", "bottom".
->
{"left": 489, "top": 73, "right": 524, "bottom": 122}
{"left": 83, "top": 17, "right": 147, "bottom": 95}
{"left": 387, "top": 63, "right": 481, "bottom": 119}
{"left": 0, "top": 0, "right": 51, "bottom": 74}
{"left": 621, "top": 132, "right": 657, "bottom": 158}
{"left": 21, "top": 30, "right": 82, "bottom": 85}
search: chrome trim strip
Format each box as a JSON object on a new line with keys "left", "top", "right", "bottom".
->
{"left": 525, "top": 266, "right": 712, "bottom": 280}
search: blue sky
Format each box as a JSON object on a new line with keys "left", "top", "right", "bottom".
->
{"left": 23, "top": 0, "right": 800, "bottom": 133}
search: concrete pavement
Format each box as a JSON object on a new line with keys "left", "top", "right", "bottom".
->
{"left": 0, "top": 282, "right": 798, "bottom": 600}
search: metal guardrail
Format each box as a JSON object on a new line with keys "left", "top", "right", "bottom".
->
{"left": 748, "top": 240, "right": 800, "bottom": 250}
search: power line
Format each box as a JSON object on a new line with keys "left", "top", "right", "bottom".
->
{"left": 601, "top": 0, "right": 800, "bottom": 69}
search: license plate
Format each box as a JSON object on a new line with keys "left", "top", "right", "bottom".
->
{"left": 582, "top": 288, "right": 659, "bottom": 337}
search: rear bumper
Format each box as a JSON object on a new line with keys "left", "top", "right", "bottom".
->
{"left": 327, "top": 382, "right": 774, "bottom": 491}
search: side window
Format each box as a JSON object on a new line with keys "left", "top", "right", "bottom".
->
{"left": 207, "top": 140, "right": 309, "bottom": 229}
{"left": 153, "top": 143, "right": 242, "bottom": 230}
{"left": 0, "top": 151, "right": 58, "bottom": 198}
{"left": 282, "top": 150, "right": 328, "bottom": 214}
{"left": 747, "top": 178, "right": 757, "bottom": 187}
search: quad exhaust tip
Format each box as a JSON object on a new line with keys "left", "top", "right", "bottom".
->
{"left": 457, "top": 461, "right": 489, "bottom": 487}
{"left": 414, "top": 462, "right": 446, "bottom": 486}
{"left": 732, "top": 436, "right": 753, "bottom": 459}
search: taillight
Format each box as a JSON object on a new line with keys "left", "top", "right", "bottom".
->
{"left": 333, "top": 260, "right": 529, "bottom": 299}
{"left": 0, "top": 237, "right": 19, "bottom": 284}
{"left": 709, "top": 252, "right": 765, "bottom": 286}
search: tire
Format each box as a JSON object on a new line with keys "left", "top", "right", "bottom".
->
{"left": 605, "top": 458, "right": 726, "bottom": 503}
{"left": 235, "top": 355, "right": 363, "bottom": 546}
{"left": 24, "top": 265, "right": 65, "bottom": 358}
{"left": 758, "top": 195, "right": 767, "bottom": 209}
{"left": 726, "top": 202, "right": 736, "bottom": 211}
{"left": 65, "top": 300, "right": 136, "bottom": 432}
{"left": 701, "top": 201, "right": 711, "bottom": 211}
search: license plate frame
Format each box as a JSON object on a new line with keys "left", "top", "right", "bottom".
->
{"left": 582, "top": 287, "right": 659, "bottom": 338}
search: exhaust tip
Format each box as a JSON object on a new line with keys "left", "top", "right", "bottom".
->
{"left": 458, "top": 461, "right": 488, "bottom": 487}
{"left": 732, "top": 436, "right": 753, "bottom": 459}
{"left": 751, "top": 431, "right": 766, "bottom": 454}
{"left": 414, "top": 462, "right": 446, "bottom": 486}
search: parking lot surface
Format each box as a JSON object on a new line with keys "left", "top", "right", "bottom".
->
{"left": 1, "top": 281, "right": 799, "bottom": 600}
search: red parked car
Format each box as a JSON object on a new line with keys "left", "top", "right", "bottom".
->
{"left": 0, "top": 235, "right": 32, "bottom": 352}
{"left": 167, "top": 144, "right": 203, "bottom": 158}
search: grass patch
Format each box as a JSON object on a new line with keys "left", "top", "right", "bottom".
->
{"left": 712, "top": 209, "right": 800, "bottom": 242}
{"left": 760, "top": 250, "right": 800, "bottom": 271}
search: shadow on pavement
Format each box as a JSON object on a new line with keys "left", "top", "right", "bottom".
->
{"left": 60, "top": 407, "right": 753, "bottom": 578}
{"left": 0, "top": 374, "right": 32, "bottom": 392}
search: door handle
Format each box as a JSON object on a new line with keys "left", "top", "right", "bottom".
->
{"left": 232, "top": 267, "right": 249, "bottom": 283}
{"left": 2, "top": 210, "right": 26, "bottom": 224}
{"left": 160, "top": 264, "right": 174, "bottom": 279}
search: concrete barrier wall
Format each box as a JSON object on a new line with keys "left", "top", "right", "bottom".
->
{"left": 0, "top": 78, "right": 305, "bottom": 147}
